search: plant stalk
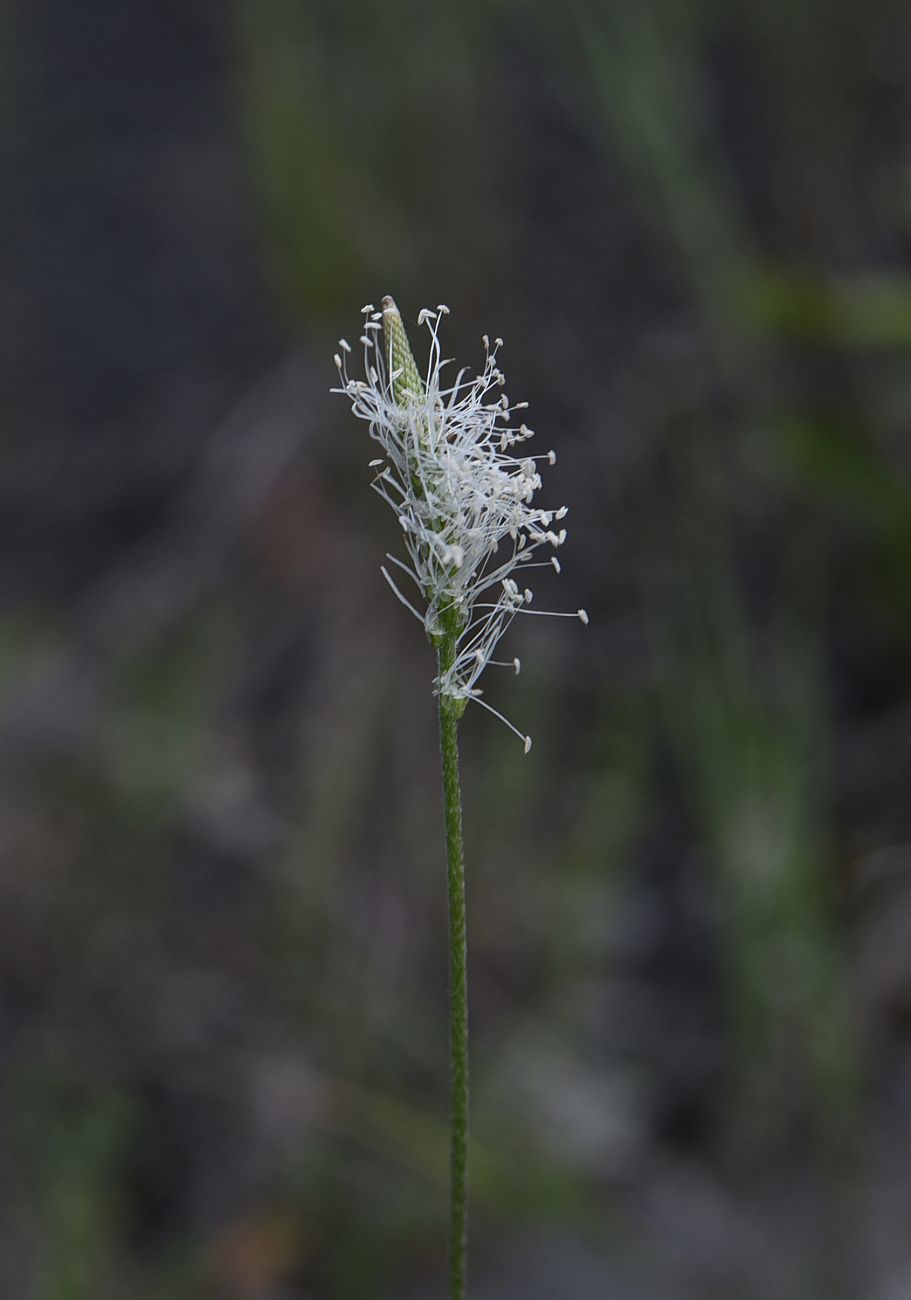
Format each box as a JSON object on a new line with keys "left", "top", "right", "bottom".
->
{"left": 437, "top": 631, "right": 469, "bottom": 1300}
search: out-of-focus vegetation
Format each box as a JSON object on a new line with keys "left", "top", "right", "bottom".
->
{"left": 2, "top": 0, "right": 911, "bottom": 1296}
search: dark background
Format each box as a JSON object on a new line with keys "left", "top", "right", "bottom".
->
{"left": 2, "top": 1, "right": 911, "bottom": 1296}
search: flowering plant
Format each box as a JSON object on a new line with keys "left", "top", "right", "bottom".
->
{"left": 333, "top": 297, "right": 585, "bottom": 1300}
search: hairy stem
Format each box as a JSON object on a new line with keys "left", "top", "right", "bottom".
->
{"left": 437, "top": 626, "right": 469, "bottom": 1300}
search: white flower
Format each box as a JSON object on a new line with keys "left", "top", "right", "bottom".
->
{"left": 333, "top": 296, "right": 587, "bottom": 751}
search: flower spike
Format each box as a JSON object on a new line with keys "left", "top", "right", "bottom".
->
{"left": 333, "top": 297, "right": 585, "bottom": 746}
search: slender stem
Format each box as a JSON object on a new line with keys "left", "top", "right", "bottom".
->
{"left": 437, "top": 630, "right": 468, "bottom": 1300}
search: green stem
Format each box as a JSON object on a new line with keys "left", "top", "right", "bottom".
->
{"left": 437, "top": 630, "right": 468, "bottom": 1300}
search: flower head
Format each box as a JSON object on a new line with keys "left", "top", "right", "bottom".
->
{"left": 333, "top": 296, "right": 587, "bottom": 750}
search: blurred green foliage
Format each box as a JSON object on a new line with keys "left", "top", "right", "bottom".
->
{"left": 233, "top": 0, "right": 493, "bottom": 319}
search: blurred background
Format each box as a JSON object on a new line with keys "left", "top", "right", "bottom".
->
{"left": 2, "top": 0, "right": 911, "bottom": 1296}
